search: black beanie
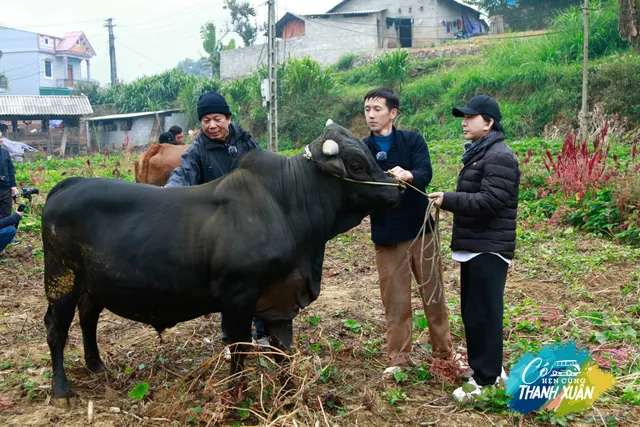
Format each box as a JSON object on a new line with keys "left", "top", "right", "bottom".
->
{"left": 197, "top": 91, "right": 231, "bottom": 120}
{"left": 158, "top": 132, "right": 176, "bottom": 143}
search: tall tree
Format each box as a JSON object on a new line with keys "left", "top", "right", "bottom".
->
{"left": 175, "top": 58, "right": 213, "bottom": 77}
{"left": 619, "top": 0, "right": 639, "bottom": 48}
{"left": 223, "top": 0, "right": 258, "bottom": 46}
{"left": 200, "top": 22, "right": 237, "bottom": 78}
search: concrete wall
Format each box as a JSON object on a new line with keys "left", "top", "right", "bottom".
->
{"left": 94, "top": 113, "right": 187, "bottom": 149}
{"left": 221, "top": 13, "right": 381, "bottom": 80}
{"left": 220, "top": 1, "right": 484, "bottom": 79}
{"left": 328, "top": 0, "right": 482, "bottom": 47}
{"left": 0, "top": 27, "right": 40, "bottom": 95}
{"left": 164, "top": 112, "right": 188, "bottom": 133}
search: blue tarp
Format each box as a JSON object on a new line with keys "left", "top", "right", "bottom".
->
{"left": 463, "top": 13, "right": 484, "bottom": 37}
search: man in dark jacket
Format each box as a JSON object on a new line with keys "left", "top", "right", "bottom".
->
{"left": 0, "top": 209, "right": 22, "bottom": 258}
{"left": 165, "top": 92, "right": 267, "bottom": 353}
{"left": 363, "top": 88, "right": 453, "bottom": 375}
{"left": 0, "top": 134, "right": 19, "bottom": 218}
{"left": 166, "top": 92, "right": 260, "bottom": 187}
{"left": 168, "top": 125, "right": 184, "bottom": 144}
{"left": 429, "top": 95, "right": 520, "bottom": 402}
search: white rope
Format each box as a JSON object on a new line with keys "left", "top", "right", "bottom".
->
{"left": 384, "top": 171, "right": 443, "bottom": 306}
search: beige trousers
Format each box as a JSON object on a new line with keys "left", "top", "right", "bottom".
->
{"left": 375, "top": 237, "right": 452, "bottom": 366}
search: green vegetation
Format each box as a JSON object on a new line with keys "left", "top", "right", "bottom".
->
{"left": 87, "top": 1, "right": 635, "bottom": 148}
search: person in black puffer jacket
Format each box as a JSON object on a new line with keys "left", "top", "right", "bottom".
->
{"left": 428, "top": 95, "right": 520, "bottom": 402}
{"left": 164, "top": 92, "right": 267, "bottom": 355}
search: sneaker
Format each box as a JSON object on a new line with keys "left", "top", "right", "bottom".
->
{"left": 452, "top": 377, "right": 483, "bottom": 402}
{"left": 383, "top": 366, "right": 402, "bottom": 378}
{"left": 452, "top": 367, "right": 508, "bottom": 402}
{"left": 497, "top": 366, "right": 508, "bottom": 386}
{"left": 253, "top": 337, "right": 270, "bottom": 346}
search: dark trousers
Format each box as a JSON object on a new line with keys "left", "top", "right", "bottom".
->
{"left": 460, "top": 253, "right": 508, "bottom": 386}
{"left": 0, "top": 189, "right": 11, "bottom": 218}
{"left": 220, "top": 315, "right": 266, "bottom": 342}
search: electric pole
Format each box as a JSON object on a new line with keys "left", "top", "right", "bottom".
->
{"left": 580, "top": 0, "right": 589, "bottom": 140}
{"left": 104, "top": 18, "right": 118, "bottom": 86}
{"left": 267, "top": 0, "right": 278, "bottom": 152}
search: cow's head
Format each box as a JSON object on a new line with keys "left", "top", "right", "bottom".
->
{"left": 306, "top": 120, "right": 403, "bottom": 211}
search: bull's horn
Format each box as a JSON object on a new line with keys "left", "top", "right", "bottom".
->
{"left": 326, "top": 119, "right": 334, "bottom": 126}
{"left": 322, "top": 139, "right": 339, "bottom": 156}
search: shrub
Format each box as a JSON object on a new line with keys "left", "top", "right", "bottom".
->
{"left": 335, "top": 53, "right": 358, "bottom": 71}
{"left": 71, "top": 80, "right": 102, "bottom": 104}
{"left": 280, "top": 57, "right": 335, "bottom": 99}
{"left": 99, "top": 69, "right": 198, "bottom": 114}
{"left": 374, "top": 49, "right": 410, "bottom": 92}
{"left": 178, "top": 78, "right": 221, "bottom": 129}
{"left": 527, "top": 124, "right": 640, "bottom": 245}
{"left": 542, "top": 124, "right": 612, "bottom": 200}
{"left": 591, "top": 54, "right": 640, "bottom": 126}
{"left": 222, "top": 74, "right": 261, "bottom": 129}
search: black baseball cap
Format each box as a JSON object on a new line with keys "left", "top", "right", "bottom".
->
{"left": 452, "top": 95, "right": 502, "bottom": 122}
{"left": 159, "top": 132, "right": 176, "bottom": 144}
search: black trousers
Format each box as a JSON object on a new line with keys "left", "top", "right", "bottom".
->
{"left": 0, "top": 189, "right": 11, "bottom": 218}
{"left": 460, "top": 253, "right": 508, "bottom": 386}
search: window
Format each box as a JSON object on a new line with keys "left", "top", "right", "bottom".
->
{"left": 44, "top": 61, "right": 52, "bottom": 78}
{"left": 76, "top": 39, "right": 80, "bottom": 45}
{"left": 45, "top": 38, "right": 49, "bottom": 45}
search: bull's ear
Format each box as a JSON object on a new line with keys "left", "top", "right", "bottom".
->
{"left": 316, "top": 156, "right": 347, "bottom": 178}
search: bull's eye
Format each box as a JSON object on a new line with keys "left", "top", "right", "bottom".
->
{"left": 351, "top": 163, "right": 363, "bottom": 173}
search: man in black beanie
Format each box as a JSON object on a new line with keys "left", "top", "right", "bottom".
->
{"left": 165, "top": 91, "right": 259, "bottom": 186}
{"left": 165, "top": 91, "right": 267, "bottom": 354}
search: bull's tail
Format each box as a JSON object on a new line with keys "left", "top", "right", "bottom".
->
{"left": 136, "top": 143, "right": 162, "bottom": 184}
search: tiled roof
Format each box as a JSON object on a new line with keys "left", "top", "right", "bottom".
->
{"left": 0, "top": 95, "right": 93, "bottom": 116}
{"left": 56, "top": 32, "right": 83, "bottom": 51}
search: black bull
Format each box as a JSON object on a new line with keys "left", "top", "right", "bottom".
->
{"left": 41, "top": 123, "right": 403, "bottom": 399}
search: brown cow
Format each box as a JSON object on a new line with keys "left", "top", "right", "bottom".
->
{"left": 134, "top": 143, "right": 189, "bottom": 186}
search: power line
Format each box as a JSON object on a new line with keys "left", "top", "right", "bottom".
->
{"left": 1, "top": 61, "right": 40, "bottom": 74}
{"left": 117, "top": 0, "right": 212, "bottom": 28}
{"left": 8, "top": 72, "right": 40, "bottom": 82}
{"left": 117, "top": 40, "right": 164, "bottom": 66}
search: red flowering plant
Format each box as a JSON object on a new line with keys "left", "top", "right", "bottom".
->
{"left": 542, "top": 122, "right": 613, "bottom": 202}
{"left": 517, "top": 123, "right": 640, "bottom": 244}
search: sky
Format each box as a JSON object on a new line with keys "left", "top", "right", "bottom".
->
{"left": 1, "top": 0, "right": 478, "bottom": 86}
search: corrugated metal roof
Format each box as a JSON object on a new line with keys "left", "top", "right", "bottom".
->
{"left": 85, "top": 109, "right": 181, "bottom": 122}
{"left": 0, "top": 95, "right": 93, "bottom": 116}
{"left": 304, "top": 9, "right": 385, "bottom": 17}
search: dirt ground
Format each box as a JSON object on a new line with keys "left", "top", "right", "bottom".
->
{"left": 0, "top": 217, "right": 638, "bottom": 426}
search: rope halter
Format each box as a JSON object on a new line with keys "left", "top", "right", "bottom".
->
{"left": 304, "top": 144, "right": 406, "bottom": 189}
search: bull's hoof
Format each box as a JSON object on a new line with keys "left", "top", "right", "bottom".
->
{"left": 86, "top": 358, "right": 106, "bottom": 373}
{"left": 52, "top": 393, "right": 76, "bottom": 409}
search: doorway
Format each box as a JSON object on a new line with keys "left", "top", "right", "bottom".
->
{"left": 67, "top": 65, "right": 74, "bottom": 86}
{"left": 397, "top": 19, "right": 412, "bottom": 47}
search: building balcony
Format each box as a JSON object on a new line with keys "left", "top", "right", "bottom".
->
{"left": 55, "top": 78, "right": 96, "bottom": 88}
